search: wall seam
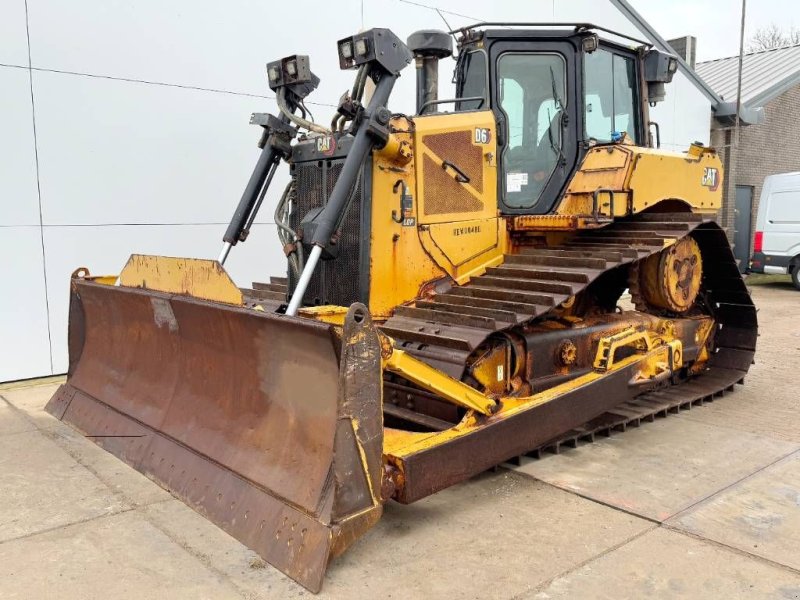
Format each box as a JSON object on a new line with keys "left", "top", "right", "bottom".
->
{"left": 23, "top": 0, "right": 54, "bottom": 375}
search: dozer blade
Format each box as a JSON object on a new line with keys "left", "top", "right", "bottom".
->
{"left": 46, "top": 269, "right": 384, "bottom": 593}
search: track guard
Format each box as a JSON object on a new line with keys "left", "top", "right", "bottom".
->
{"left": 46, "top": 279, "right": 384, "bottom": 592}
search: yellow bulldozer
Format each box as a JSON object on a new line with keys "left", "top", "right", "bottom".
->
{"left": 46, "top": 24, "right": 757, "bottom": 592}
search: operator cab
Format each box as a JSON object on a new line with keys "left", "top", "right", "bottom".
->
{"left": 440, "top": 24, "right": 674, "bottom": 216}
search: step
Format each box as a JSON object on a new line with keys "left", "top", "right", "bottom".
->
{"left": 518, "top": 247, "right": 625, "bottom": 262}
{"left": 558, "top": 244, "right": 642, "bottom": 260}
{"left": 241, "top": 287, "right": 285, "bottom": 301}
{"left": 477, "top": 276, "right": 575, "bottom": 295}
{"left": 449, "top": 285, "right": 556, "bottom": 307}
{"left": 433, "top": 293, "right": 546, "bottom": 317}
{"left": 393, "top": 305, "right": 497, "bottom": 330}
{"left": 487, "top": 265, "right": 591, "bottom": 284}
{"left": 415, "top": 299, "right": 520, "bottom": 324}
{"left": 252, "top": 281, "right": 288, "bottom": 293}
{"left": 571, "top": 236, "right": 665, "bottom": 247}
{"left": 504, "top": 253, "right": 608, "bottom": 269}
{"left": 618, "top": 221, "right": 691, "bottom": 231}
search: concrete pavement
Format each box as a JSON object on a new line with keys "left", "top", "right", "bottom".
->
{"left": 1, "top": 280, "right": 799, "bottom": 599}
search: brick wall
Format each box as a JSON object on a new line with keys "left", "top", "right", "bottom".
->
{"left": 713, "top": 84, "right": 800, "bottom": 252}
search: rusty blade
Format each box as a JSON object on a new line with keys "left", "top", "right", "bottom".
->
{"left": 46, "top": 280, "right": 384, "bottom": 592}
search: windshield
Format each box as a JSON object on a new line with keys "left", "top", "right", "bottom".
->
{"left": 498, "top": 53, "right": 567, "bottom": 209}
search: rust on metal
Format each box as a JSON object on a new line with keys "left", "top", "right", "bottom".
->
{"left": 46, "top": 215, "right": 757, "bottom": 594}
{"left": 45, "top": 283, "right": 385, "bottom": 593}
{"left": 119, "top": 255, "right": 244, "bottom": 305}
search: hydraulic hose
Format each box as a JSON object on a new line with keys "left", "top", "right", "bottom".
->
{"left": 277, "top": 87, "right": 330, "bottom": 135}
{"left": 274, "top": 181, "right": 304, "bottom": 278}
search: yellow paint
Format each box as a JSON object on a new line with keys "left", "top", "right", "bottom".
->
{"left": 92, "top": 275, "right": 119, "bottom": 285}
{"left": 554, "top": 143, "right": 723, "bottom": 221}
{"left": 298, "top": 305, "right": 350, "bottom": 325}
{"left": 382, "top": 343, "right": 673, "bottom": 458}
{"left": 593, "top": 326, "right": 652, "bottom": 371}
{"left": 367, "top": 112, "right": 507, "bottom": 316}
{"left": 368, "top": 126, "right": 445, "bottom": 317}
{"left": 383, "top": 345, "right": 497, "bottom": 415}
{"left": 413, "top": 111, "right": 498, "bottom": 224}
{"left": 70, "top": 267, "right": 117, "bottom": 286}
{"left": 420, "top": 218, "right": 507, "bottom": 285}
{"left": 118, "top": 255, "right": 243, "bottom": 305}
{"left": 382, "top": 314, "right": 703, "bottom": 461}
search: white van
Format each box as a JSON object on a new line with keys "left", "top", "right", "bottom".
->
{"left": 749, "top": 172, "right": 800, "bottom": 289}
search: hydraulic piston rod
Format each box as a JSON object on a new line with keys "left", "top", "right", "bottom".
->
{"left": 286, "top": 72, "right": 397, "bottom": 315}
{"left": 218, "top": 115, "right": 290, "bottom": 265}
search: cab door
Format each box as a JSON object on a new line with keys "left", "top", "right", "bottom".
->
{"left": 488, "top": 40, "right": 580, "bottom": 215}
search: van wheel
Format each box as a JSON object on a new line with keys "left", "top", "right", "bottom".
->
{"left": 792, "top": 264, "right": 800, "bottom": 290}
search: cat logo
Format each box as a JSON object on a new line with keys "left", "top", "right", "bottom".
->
{"left": 316, "top": 135, "right": 336, "bottom": 156}
{"left": 701, "top": 167, "right": 720, "bottom": 191}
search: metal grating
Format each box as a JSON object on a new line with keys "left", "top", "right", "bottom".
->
{"left": 422, "top": 130, "right": 485, "bottom": 193}
{"left": 422, "top": 154, "right": 483, "bottom": 215}
{"left": 289, "top": 160, "right": 364, "bottom": 307}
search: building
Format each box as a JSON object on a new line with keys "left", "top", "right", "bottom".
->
{"left": 696, "top": 45, "right": 800, "bottom": 270}
{"left": 0, "top": 0, "right": 718, "bottom": 382}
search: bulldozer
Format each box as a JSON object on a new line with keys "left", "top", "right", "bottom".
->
{"left": 46, "top": 24, "right": 757, "bottom": 592}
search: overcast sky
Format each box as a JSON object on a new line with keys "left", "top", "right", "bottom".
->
{"left": 628, "top": 0, "right": 800, "bottom": 62}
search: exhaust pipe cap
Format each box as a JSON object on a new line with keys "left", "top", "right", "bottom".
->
{"left": 407, "top": 29, "right": 453, "bottom": 59}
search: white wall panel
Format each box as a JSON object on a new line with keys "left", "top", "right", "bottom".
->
{"left": 0, "top": 227, "right": 52, "bottom": 381}
{"left": 0, "top": 0, "right": 29, "bottom": 66}
{"left": 32, "top": 69, "right": 286, "bottom": 227}
{"left": 43, "top": 223, "right": 284, "bottom": 373}
{"left": 0, "top": 66, "right": 41, "bottom": 226}
{"left": 26, "top": 0, "right": 362, "bottom": 102}
{"left": 25, "top": 0, "right": 713, "bottom": 150}
{"left": 5, "top": 1, "right": 718, "bottom": 382}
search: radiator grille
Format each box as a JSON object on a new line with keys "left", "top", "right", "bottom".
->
{"left": 289, "top": 159, "right": 366, "bottom": 307}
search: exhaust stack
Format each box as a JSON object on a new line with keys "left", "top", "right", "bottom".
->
{"left": 407, "top": 30, "right": 453, "bottom": 114}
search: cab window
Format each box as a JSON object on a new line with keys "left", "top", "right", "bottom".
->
{"left": 497, "top": 53, "right": 567, "bottom": 209}
{"left": 584, "top": 49, "right": 639, "bottom": 143}
{"left": 456, "top": 50, "right": 487, "bottom": 111}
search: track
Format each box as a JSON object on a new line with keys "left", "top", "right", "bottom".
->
{"left": 254, "top": 213, "right": 758, "bottom": 454}
{"left": 524, "top": 367, "right": 745, "bottom": 459}
{"left": 379, "top": 213, "right": 758, "bottom": 438}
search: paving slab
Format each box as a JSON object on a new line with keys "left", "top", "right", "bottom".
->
{"left": 675, "top": 286, "right": 800, "bottom": 444}
{"left": 2, "top": 381, "right": 171, "bottom": 507}
{"left": 0, "top": 429, "right": 127, "bottom": 542}
{"left": 40, "top": 424, "right": 173, "bottom": 508}
{"left": 143, "top": 471, "right": 650, "bottom": 599}
{"left": 1, "top": 381, "right": 63, "bottom": 429}
{"left": 513, "top": 417, "right": 798, "bottom": 522}
{"left": 671, "top": 450, "right": 800, "bottom": 571}
{"left": 0, "top": 510, "right": 243, "bottom": 600}
{"left": 528, "top": 527, "right": 800, "bottom": 600}
{"left": 0, "top": 398, "right": 37, "bottom": 436}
